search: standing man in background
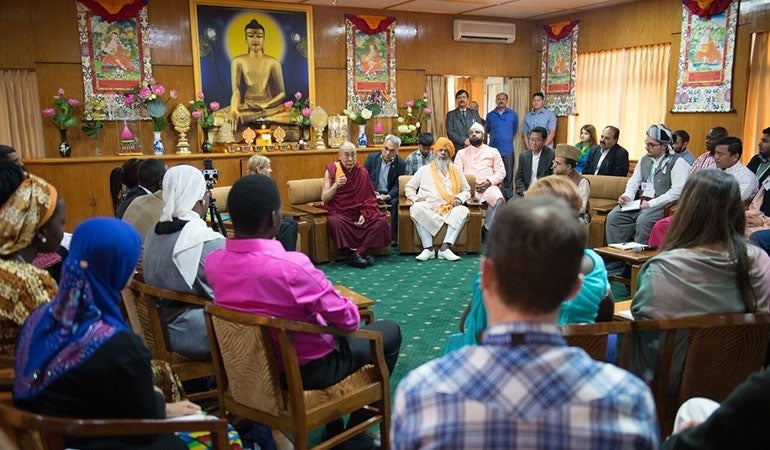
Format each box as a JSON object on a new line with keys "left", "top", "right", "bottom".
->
{"left": 523, "top": 92, "right": 556, "bottom": 149}
{"left": 485, "top": 93, "right": 518, "bottom": 199}
{"left": 446, "top": 90, "right": 481, "bottom": 152}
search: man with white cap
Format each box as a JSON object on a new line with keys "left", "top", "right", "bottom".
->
{"left": 514, "top": 126, "right": 555, "bottom": 196}
{"left": 454, "top": 122, "right": 505, "bottom": 235}
{"left": 552, "top": 143, "right": 591, "bottom": 224}
{"left": 605, "top": 124, "right": 690, "bottom": 245}
{"left": 405, "top": 137, "right": 471, "bottom": 261}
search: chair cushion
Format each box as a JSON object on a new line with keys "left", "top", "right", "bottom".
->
{"left": 287, "top": 178, "right": 325, "bottom": 205}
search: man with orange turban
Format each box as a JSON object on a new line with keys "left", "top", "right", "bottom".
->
{"left": 404, "top": 137, "right": 471, "bottom": 261}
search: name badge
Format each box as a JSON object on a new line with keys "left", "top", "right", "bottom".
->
{"left": 641, "top": 181, "right": 655, "bottom": 199}
{"left": 763, "top": 176, "right": 770, "bottom": 191}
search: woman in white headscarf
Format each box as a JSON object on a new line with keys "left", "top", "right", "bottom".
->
{"left": 142, "top": 165, "right": 224, "bottom": 360}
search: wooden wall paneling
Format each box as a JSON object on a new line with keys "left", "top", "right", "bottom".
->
{"left": 33, "top": 0, "right": 81, "bottom": 64}
{"left": 35, "top": 63, "right": 90, "bottom": 158}
{"left": 0, "top": 1, "right": 37, "bottom": 69}
{"left": 146, "top": 0, "right": 194, "bottom": 66}
{"left": 315, "top": 68, "right": 347, "bottom": 117}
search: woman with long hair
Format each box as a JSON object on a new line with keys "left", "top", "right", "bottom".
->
{"left": 0, "top": 161, "right": 65, "bottom": 357}
{"left": 631, "top": 169, "right": 770, "bottom": 381}
{"left": 575, "top": 124, "right": 597, "bottom": 174}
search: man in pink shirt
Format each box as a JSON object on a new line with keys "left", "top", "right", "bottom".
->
{"left": 205, "top": 174, "right": 401, "bottom": 447}
{"left": 454, "top": 122, "right": 506, "bottom": 234}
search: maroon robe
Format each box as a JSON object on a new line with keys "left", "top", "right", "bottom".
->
{"left": 325, "top": 162, "right": 390, "bottom": 249}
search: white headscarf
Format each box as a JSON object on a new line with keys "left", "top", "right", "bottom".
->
{"left": 160, "top": 165, "right": 222, "bottom": 288}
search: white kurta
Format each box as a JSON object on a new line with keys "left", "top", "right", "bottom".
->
{"left": 405, "top": 164, "right": 471, "bottom": 235}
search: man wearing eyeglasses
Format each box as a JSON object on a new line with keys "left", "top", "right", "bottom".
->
{"left": 605, "top": 124, "right": 690, "bottom": 245}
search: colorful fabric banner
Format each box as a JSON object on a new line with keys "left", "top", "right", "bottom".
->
{"left": 345, "top": 15, "right": 398, "bottom": 117}
{"left": 541, "top": 21, "right": 579, "bottom": 116}
{"left": 672, "top": 0, "right": 737, "bottom": 112}
{"left": 682, "top": 0, "right": 732, "bottom": 18}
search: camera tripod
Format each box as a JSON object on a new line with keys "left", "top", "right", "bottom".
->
{"left": 207, "top": 187, "right": 226, "bottom": 236}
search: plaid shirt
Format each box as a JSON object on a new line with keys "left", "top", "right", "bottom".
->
{"left": 392, "top": 321, "right": 659, "bottom": 450}
{"left": 404, "top": 149, "right": 434, "bottom": 175}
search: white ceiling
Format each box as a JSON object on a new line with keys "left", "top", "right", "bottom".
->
{"left": 267, "top": 0, "right": 640, "bottom": 20}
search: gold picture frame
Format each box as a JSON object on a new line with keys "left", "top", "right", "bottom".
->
{"left": 189, "top": 0, "right": 315, "bottom": 131}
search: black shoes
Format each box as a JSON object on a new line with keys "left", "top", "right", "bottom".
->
{"left": 363, "top": 254, "right": 374, "bottom": 266}
{"left": 347, "top": 253, "right": 368, "bottom": 268}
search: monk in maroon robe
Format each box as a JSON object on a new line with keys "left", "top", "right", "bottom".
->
{"left": 322, "top": 142, "right": 391, "bottom": 268}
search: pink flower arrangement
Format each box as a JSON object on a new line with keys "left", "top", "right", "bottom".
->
{"left": 124, "top": 78, "right": 178, "bottom": 131}
{"left": 189, "top": 92, "right": 221, "bottom": 129}
{"left": 396, "top": 92, "right": 432, "bottom": 144}
{"left": 42, "top": 88, "right": 80, "bottom": 129}
{"left": 283, "top": 91, "right": 312, "bottom": 127}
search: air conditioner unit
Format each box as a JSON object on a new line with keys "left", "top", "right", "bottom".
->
{"left": 453, "top": 19, "right": 516, "bottom": 44}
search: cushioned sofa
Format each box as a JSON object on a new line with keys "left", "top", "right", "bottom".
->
{"left": 396, "top": 174, "right": 483, "bottom": 254}
{"left": 286, "top": 178, "right": 391, "bottom": 263}
{"left": 583, "top": 174, "right": 630, "bottom": 248}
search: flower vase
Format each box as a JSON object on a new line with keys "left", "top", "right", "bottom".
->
{"left": 58, "top": 129, "right": 71, "bottom": 158}
{"left": 91, "top": 134, "right": 102, "bottom": 157}
{"left": 357, "top": 124, "right": 368, "bottom": 148}
{"left": 152, "top": 131, "right": 164, "bottom": 155}
{"left": 201, "top": 128, "right": 213, "bottom": 153}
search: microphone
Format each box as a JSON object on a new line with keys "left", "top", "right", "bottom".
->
{"left": 632, "top": 245, "right": 657, "bottom": 253}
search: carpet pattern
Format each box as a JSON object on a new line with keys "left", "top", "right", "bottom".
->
{"left": 318, "top": 248, "right": 632, "bottom": 396}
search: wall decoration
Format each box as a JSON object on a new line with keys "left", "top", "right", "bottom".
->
{"left": 345, "top": 15, "right": 397, "bottom": 117}
{"left": 672, "top": 0, "right": 737, "bottom": 112}
{"left": 77, "top": 1, "right": 152, "bottom": 120}
{"left": 541, "top": 20, "right": 579, "bottom": 116}
{"left": 190, "top": 0, "right": 314, "bottom": 130}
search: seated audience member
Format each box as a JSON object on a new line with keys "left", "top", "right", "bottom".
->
{"left": 394, "top": 196, "right": 658, "bottom": 449}
{"left": 690, "top": 126, "right": 728, "bottom": 173}
{"left": 514, "top": 126, "right": 554, "bottom": 195}
{"left": 583, "top": 125, "right": 630, "bottom": 176}
{"left": 747, "top": 126, "right": 770, "bottom": 184}
{"left": 205, "top": 174, "right": 402, "bottom": 448}
{"left": 631, "top": 169, "right": 770, "bottom": 383}
{"left": 13, "top": 218, "right": 199, "bottom": 450}
{"left": 0, "top": 162, "right": 65, "bottom": 357}
{"left": 247, "top": 154, "right": 299, "bottom": 251}
{"left": 110, "top": 158, "right": 141, "bottom": 216}
{"left": 552, "top": 143, "right": 591, "bottom": 223}
{"left": 404, "top": 137, "right": 470, "bottom": 262}
{"left": 605, "top": 124, "right": 690, "bottom": 245}
{"left": 404, "top": 132, "right": 434, "bottom": 175}
{"left": 321, "top": 141, "right": 391, "bottom": 268}
{"left": 444, "top": 175, "right": 612, "bottom": 352}
{"left": 662, "top": 366, "right": 770, "bottom": 449}
{"left": 122, "top": 187, "right": 165, "bottom": 244}
{"left": 454, "top": 122, "right": 505, "bottom": 234}
{"left": 672, "top": 129, "right": 695, "bottom": 165}
{"left": 364, "top": 134, "right": 405, "bottom": 243}
{"left": 648, "top": 136, "right": 760, "bottom": 248}
{"left": 0, "top": 144, "right": 24, "bottom": 168}
{"left": 143, "top": 165, "right": 224, "bottom": 361}
{"left": 750, "top": 229, "right": 770, "bottom": 256}
{"left": 116, "top": 158, "right": 167, "bottom": 219}
{"left": 574, "top": 124, "right": 598, "bottom": 174}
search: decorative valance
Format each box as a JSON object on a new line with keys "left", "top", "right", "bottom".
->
{"left": 78, "top": 0, "right": 147, "bottom": 22}
{"left": 682, "top": 0, "right": 733, "bottom": 18}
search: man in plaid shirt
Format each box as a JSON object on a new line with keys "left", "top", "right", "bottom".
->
{"left": 392, "top": 196, "right": 659, "bottom": 450}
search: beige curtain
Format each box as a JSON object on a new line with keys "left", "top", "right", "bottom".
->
{"left": 0, "top": 70, "right": 45, "bottom": 159}
{"left": 426, "top": 75, "right": 446, "bottom": 138}
{"left": 743, "top": 32, "right": 770, "bottom": 164}
{"left": 567, "top": 44, "right": 670, "bottom": 160}
{"left": 506, "top": 77, "right": 530, "bottom": 173}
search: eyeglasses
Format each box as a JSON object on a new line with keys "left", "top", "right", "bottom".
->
{"left": 644, "top": 141, "right": 662, "bottom": 149}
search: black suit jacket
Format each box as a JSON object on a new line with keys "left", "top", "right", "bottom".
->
{"left": 747, "top": 154, "right": 770, "bottom": 184}
{"left": 364, "top": 152, "right": 406, "bottom": 199}
{"left": 446, "top": 108, "right": 482, "bottom": 150}
{"left": 584, "top": 144, "right": 630, "bottom": 176}
{"left": 514, "top": 147, "right": 555, "bottom": 195}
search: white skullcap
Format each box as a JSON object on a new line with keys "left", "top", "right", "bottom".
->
{"left": 469, "top": 122, "right": 484, "bottom": 133}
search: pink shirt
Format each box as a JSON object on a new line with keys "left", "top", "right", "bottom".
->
{"left": 205, "top": 238, "right": 360, "bottom": 367}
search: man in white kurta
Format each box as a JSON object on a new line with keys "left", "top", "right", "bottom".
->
{"left": 405, "top": 137, "right": 471, "bottom": 262}
{"left": 454, "top": 122, "right": 505, "bottom": 233}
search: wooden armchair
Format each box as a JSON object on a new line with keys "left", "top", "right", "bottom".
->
{"left": 0, "top": 398, "right": 229, "bottom": 450}
{"left": 397, "top": 174, "right": 484, "bottom": 254}
{"left": 286, "top": 178, "right": 391, "bottom": 263}
{"left": 204, "top": 303, "right": 390, "bottom": 450}
{"left": 560, "top": 320, "right": 633, "bottom": 367}
{"left": 632, "top": 313, "right": 770, "bottom": 434}
{"left": 121, "top": 279, "right": 217, "bottom": 402}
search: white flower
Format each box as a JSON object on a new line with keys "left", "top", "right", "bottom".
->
{"left": 397, "top": 124, "right": 409, "bottom": 133}
{"left": 415, "top": 121, "right": 421, "bottom": 128}
{"left": 408, "top": 124, "right": 417, "bottom": 132}
{"left": 406, "top": 106, "right": 412, "bottom": 113}
{"left": 397, "top": 117, "right": 404, "bottom": 123}
{"left": 347, "top": 112, "right": 357, "bottom": 121}
{"left": 361, "top": 109, "right": 372, "bottom": 120}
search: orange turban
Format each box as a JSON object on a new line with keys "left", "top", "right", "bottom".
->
{"left": 433, "top": 137, "right": 456, "bottom": 158}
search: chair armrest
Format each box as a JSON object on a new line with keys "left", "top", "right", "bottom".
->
{"left": 292, "top": 204, "right": 327, "bottom": 215}
{"left": 130, "top": 280, "right": 208, "bottom": 307}
{"left": 591, "top": 205, "right": 614, "bottom": 215}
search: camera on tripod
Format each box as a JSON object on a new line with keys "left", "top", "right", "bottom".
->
{"left": 201, "top": 158, "right": 219, "bottom": 190}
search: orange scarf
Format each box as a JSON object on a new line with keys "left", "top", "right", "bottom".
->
{"left": 430, "top": 161, "right": 461, "bottom": 216}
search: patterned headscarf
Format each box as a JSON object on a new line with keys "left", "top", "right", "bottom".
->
{"left": 13, "top": 218, "right": 141, "bottom": 400}
{"left": 0, "top": 174, "right": 58, "bottom": 256}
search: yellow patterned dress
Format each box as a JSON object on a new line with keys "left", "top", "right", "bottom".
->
{"left": 0, "top": 258, "right": 57, "bottom": 356}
